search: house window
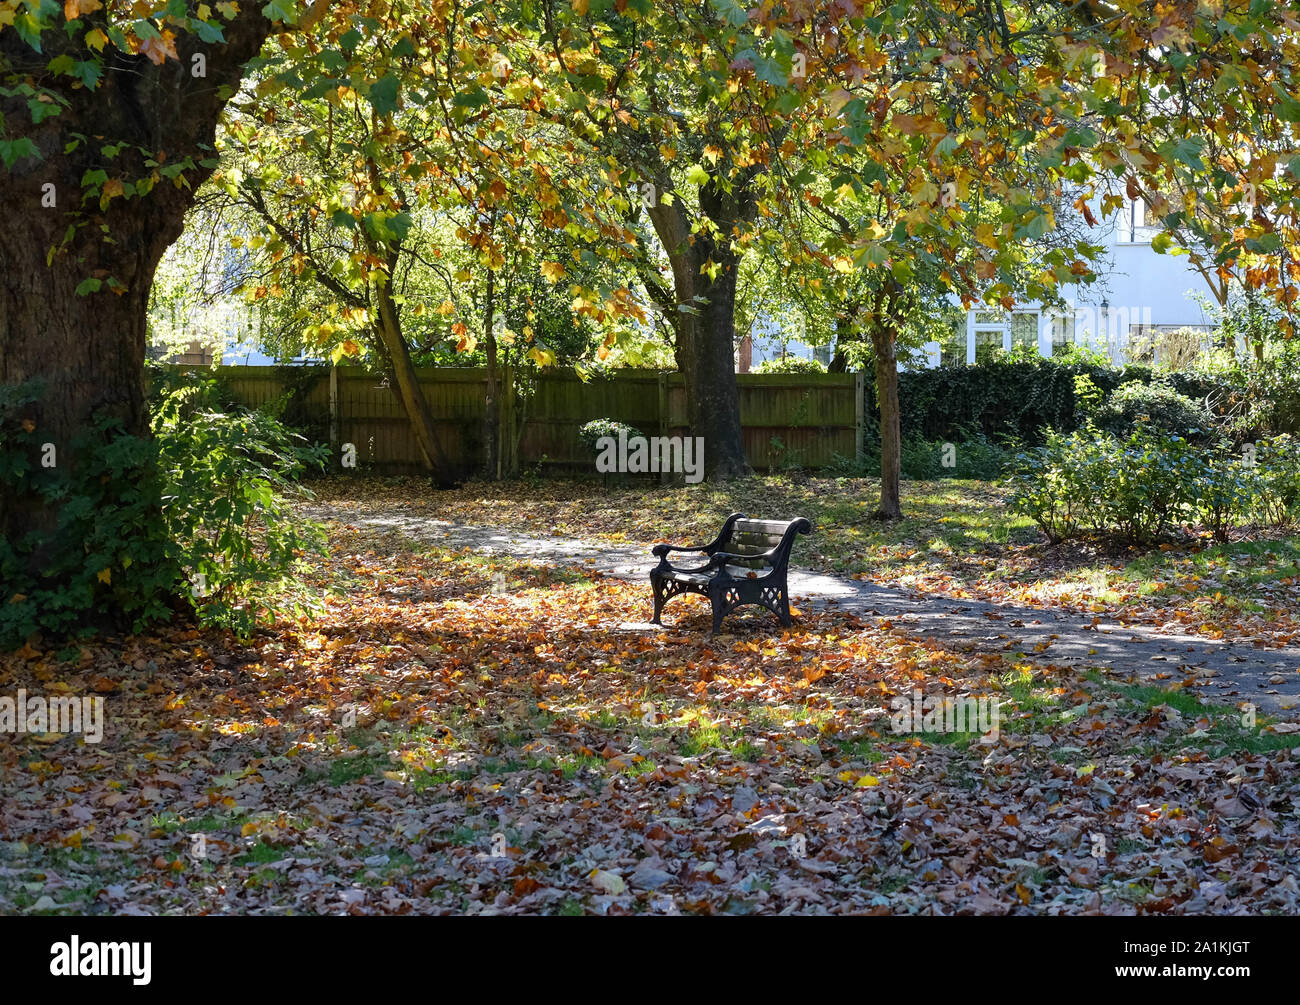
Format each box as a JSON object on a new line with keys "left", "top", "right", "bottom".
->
{"left": 973, "top": 327, "right": 1002, "bottom": 362}
{"left": 1010, "top": 313, "right": 1039, "bottom": 349}
{"left": 1051, "top": 315, "right": 1076, "bottom": 356}
{"left": 1118, "top": 197, "right": 1157, "bottom": 243}
{"left": 940, "top": 316, "right": 965, "bottom": 365}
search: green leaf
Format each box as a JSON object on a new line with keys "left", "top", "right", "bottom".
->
{"left": 75, "top": 278, "right": 103, "bottom": 296}
{"left": 261, "top": 0, "right": 299, "bottom": 24}
{"left": 0, "top": 138, "right": 39, "bottom": 168}
{"left": 708, "top": 0, "right": 748, "bottom": 28}
{"left": 1274, "top": 85, "right": 1300, "bottom": 123}
{"left": 367, "top": 75, "right": 400, "bottom": 116}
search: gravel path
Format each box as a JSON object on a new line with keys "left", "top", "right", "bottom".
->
{"left": 310, "top": 506, "right": 1300, "bottom": 716}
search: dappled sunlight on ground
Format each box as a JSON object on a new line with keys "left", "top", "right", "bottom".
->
{"left": 3, "top": 513, "right": 1300, "bottom": 915}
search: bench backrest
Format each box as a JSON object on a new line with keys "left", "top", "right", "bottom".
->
{"left": 720, "top": 515, "right": 812, "bottom": 569}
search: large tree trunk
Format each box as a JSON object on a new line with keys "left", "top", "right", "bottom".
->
{"left": 684, "top": 265, "right": 748, "bottom": 480}
{"left": 870, "top": 322, "right": 904, "bottom": 520}
{"left": 0, "top": 10, "right": 273, "bottom": 554}
{"left": 646, "top": 179, "right": 751, "bottom": 480}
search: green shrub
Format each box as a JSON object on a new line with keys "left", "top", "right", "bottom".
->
{"left": 0, "top": 376, "right": 327, "bottom": 648}
{"left": 1194, "top": 444, "right": 1261, "bottom": 543}
{"left": 578, "top": 418, "right": 644, "bottom": 453}
{"left": 863, "top": 355, "right": 1242, "bottom": 447}
{"left": 1254, "top": 434, "right": 1300, "bottom": 527}
{"left": 1096, "top": 380, "right": 1212, "bottom": 440}
{"left": 154, "top": 381, "right": 330, "bottom": 635}
{"left": 1006, "top": 430, "right": 1094, "bottom": 542}
{"left": 753, "top": 356, "right": 827, "bottom": 374}
{"left": 1008, "top": 426, "right": 1207, "bottom": 544}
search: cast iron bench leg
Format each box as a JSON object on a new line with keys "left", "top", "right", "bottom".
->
{"left": 710, "top": 595, "right": 726, "bottom": 635}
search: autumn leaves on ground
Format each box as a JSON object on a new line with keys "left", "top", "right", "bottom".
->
{"left": 3, "top": 476, "right": 1300, "bottom": 915}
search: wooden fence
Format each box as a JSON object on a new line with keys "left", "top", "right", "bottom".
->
{"left": 202, "top": 365, "right": 864, "bottom": 476}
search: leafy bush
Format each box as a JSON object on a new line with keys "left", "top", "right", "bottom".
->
{"left": 1254, "top": 435, "right": 1300, "bottom": 527}
{"left": 1005, "top": 430, "right": 1095, "bottom": 542}
{"left": 1009, "top": 425, "right": 1300, "bottom": 545}
{"left": 578, "top": 418, "right": 644, "bottom": 453}
{"left": 1194, "top": 444, "right": 1261, "bottom": 543}
{"left": 1096, "top": 380, "right": 1211, "bottom": 440}
{"left": 864, "top": 354, "right": 1239, "bottom": 447}
{"left": 153, "top": 380, "right": 330, "bottom": 635}
{"left": 753, "top": 355, "right": 827, "bottom": 374}
{"left": 0, "top": 376, "right": 327, "bottom": 648}
{"left": 1009, "top": 427, "right": 1203, "bottom": 544}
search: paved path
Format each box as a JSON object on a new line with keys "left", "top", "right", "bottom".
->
{"left": 310, "top": 507, "right": 1300, "bottom": 715}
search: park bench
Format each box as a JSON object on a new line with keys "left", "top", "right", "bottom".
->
{"left": 650, "top": 513, "right": 813, "bottom": 634}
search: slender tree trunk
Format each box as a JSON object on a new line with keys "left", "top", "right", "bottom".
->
{"left": 373, "top": 280, "right": 457, "bottom": 483}
{"left": 483, "top": 271, "right": 499, "bottom": 480}
{"left": 870, "top": 322, "right": 904, "bottom": 520}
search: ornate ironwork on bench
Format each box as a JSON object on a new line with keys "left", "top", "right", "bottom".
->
{"left": 649, "top": 513, "right": 813, "bottom": 634}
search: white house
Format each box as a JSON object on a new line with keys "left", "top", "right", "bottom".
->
{"left": 935, "top": 195, "right": 1221, "bottom": 368}
{"left": 742, "top": 194, "right": 1225, "bottom": 371}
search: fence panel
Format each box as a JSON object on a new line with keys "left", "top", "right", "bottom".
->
{"left": 189, "top": 365, "right": 860, "bottom": 475}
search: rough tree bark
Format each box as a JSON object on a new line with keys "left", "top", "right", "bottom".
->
{"left": 0, "top": 10, "right": 274, "bottom": 547}
{"left": 644, "top": 175, "right": 751, "bottom": 480}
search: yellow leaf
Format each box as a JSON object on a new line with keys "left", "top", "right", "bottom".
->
{"left": 571, "top": 0, "right": 589, "bottom": 13}
{"left": 539, "top": 260, "right": 566, "bottom": 283}
{"left": 856, "top": 774, "right": 880, "bottom": 787}
{"left": 96, "top": 568, "right": 111, "bottom": 584}
{"left": 85, "top": 27, "right": 107, "bottom": 51}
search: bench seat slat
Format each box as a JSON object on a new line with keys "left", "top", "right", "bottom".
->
{"left": 734, "top": 519, "right": 796, "bottom": 538}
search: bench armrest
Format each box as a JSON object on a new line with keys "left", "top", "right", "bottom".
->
{"left": 651, "top": 512, "right": 748, "bottom": 560}
{"left": 652, "top": 543, "right": 709, "bottom": 558}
